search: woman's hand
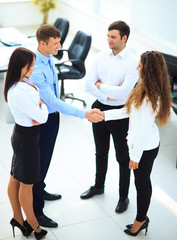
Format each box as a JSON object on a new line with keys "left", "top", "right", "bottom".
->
{"left": 32, "top": 120, "right": 40, "bottom": 126}
{"left": 129, "top": 160, "right": 139, "bottom": 170}
{"left": 39, "top": 99, "right": 44, "bottom": 107}
{"left": 95, "top": 80, "right": 102, "bottom": 88}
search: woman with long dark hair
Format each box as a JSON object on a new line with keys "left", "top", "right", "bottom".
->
{"left": 4, "top": 47, "right": 48, "bottom": 239}
{"left": 104, "top": 51, "right": 172, "bottom": 236}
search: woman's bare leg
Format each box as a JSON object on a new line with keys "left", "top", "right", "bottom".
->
{"left": 131, "top": 219, "right": 145, "bottom": 233}
{"left": 7, "top": 175, "right": 24, "bottom": 225}
{"left": 19, "top": 182, "right": 41, "bottom": 232}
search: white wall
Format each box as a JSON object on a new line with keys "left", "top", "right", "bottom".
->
{"left": 0, "top": 1, "right": 41, "bottom": 27}
{"left": 130, "top": 0, "right": 177, "bottom": 55}
{"left": 0, "top": 0, "right": 109, "bottom": 50}
{"left": 0, "top": 0, "right": 176, "bottom": 55}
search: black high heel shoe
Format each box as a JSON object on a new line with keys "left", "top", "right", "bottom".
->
{"left": 124, "top": 219, "right": 149, "bottom": 236}
{"left": 10, "top": 218, "right": 28, "bottom": 237}
{"left": 33, "top": 225, "right": 48, "bottom": 240}
{"left": 23, "top": 220, "right": 33, "bottom": 236}
{"left": 126, "top": 216, "right": 150, "bottom": 229}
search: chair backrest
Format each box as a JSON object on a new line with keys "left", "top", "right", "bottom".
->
{"left": 68, "top": 31, "right": 92, "bottom": 62}
{"left": 160, "top": 52, "right": 177, "bottom": 80}
{"left": 53, "top": 17, "right": 69, "bottom": 46}
{"left": 160, "top": 52, "right": 177, "bottom": 92}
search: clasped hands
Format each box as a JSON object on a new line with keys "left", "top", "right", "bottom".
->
{"left": 85, "top": 108, "right": 104, "bottom": 123}
{"left": 33, "top": 108, "right": 104, "bottom": 125}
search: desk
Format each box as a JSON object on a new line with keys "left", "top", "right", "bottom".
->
{"left": 0, "top": 27, "right": 60, "bottom": 72}
{"left": 0, "top": 27, "right": 38, "bottom": 72}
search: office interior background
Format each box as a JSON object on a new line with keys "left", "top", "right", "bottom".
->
{"left": 0, "top": 0, "right": 177, "bottom": 239}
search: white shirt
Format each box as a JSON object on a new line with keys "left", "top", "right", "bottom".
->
{"left": 8, "top": 79, "right": 48, "bottom": 127}
{"left": 85, "top": 48, "right": 138, "bottom": 106}
{"left": 104, "top": 99, "right": 160, "bottom": 162}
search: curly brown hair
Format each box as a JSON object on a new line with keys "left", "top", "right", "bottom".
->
{"left": 125, "top": 51, "right": 172, "bottom": 126}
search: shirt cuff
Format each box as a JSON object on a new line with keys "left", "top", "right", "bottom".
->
{"left": 129, "top": 147, "right": 143, "bottom": 163}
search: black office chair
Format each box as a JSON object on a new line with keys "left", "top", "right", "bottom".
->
{"left": 53, "top": 17, "right": 70, "bottom": 60}
{"left": 160, "top": 52, "right": 177, "bottom": 113}
{"left": 160, "top": 52, "right": 177, "bottom": 168}
{"left": 56, "top": 30, "right": 92, "bottom": 107}
{"left": 28, "top": 17, "right": 69, "bottom": 60}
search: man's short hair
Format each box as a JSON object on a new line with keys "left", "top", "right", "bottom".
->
{"left": 36, "top": 24, "right": 60, "bottom": 43}
{"left": 108, "top": 21, "right": 130, "bottom": 41}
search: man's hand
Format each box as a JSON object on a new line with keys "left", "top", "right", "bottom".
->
{"left": 107, "top": 97, "right": 116, "bottom": 100}
{"left": 119, "top": 81, "right": 124, "bottom": 86}
{"left": 95, "top": 80, "right": 102, "bottom": 89}
{"left": 85, "top": 108, "right": 104, "bottom": 123}
{"left": 129, "top": 160, "right": 139, "bottom": 170}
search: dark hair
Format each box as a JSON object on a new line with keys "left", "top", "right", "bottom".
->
{"left": 36, "top": 24, "right": 60, "bottom": 44}
{"left": 108, "top": 21, "right": 130, "bottom": 42}
{"left": 125, "top": 51, "right": 172, "bottom": 126}
{"left": 4, "top": 47, "right": 36, "bottom": 102}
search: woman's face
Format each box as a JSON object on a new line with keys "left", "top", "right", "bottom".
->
{"left": 136, "top": 60, "right": 142, "bottom": 78}
{"left": 21, "top": 58, "right": 35, "bottom": 79}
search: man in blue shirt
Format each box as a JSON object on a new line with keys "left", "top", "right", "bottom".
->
{"left": 30, "top": 24, "right": 103, "bottom": 228}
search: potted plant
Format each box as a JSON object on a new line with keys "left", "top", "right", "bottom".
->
{"left": 32, "top": 0, "right": 57, "bottom": 24}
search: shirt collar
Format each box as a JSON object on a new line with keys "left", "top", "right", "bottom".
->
{"left": 109, "top": 47, "right": 128, "bottom": 58}
{"left": 36, "top": 49, "right": 52, "bottom": 65}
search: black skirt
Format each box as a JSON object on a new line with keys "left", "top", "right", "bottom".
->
{"left": 10, "top": 124, "right": 41, "bottom": 184}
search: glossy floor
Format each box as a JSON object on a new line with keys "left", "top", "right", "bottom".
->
{"left": 0, "top": 32, "right": 177, "bottom": 240}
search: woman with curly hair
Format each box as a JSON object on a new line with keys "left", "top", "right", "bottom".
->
{"left": 104, "top": 51, "right": 172, "bottom": 236}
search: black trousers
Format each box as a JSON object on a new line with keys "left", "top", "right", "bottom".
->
{"left": 92, "top": 100, "right": 130, "bottom": 198}
{"left": 33, "top": 112, "right": 60, "bottom": 217}
{"left": 134, "top": 145, "right": 159, "bottom": 222}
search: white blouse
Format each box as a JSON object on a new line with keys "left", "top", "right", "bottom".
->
{"left": 7, "top": 79, "right": 48, "bottom": 127}
{"left": 104, "top": 99, "right": 160, "bottom": 163}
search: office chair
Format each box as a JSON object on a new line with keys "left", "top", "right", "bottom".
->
{"left": 56, "top": 30, "right": 92, "bottom": 107}
{"left": 160, "top": 52, "right": 177, "bottom": 169}
{"left": 28, "top": 17, "right": 69, "bottom": 60}
{"left": 160, "top": 52, "right": 177, "bottom": 113}
{"left": 53, "top": 17, "right": 70, "bottom": 60}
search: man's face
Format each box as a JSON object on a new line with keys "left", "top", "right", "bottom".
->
{"left": 107, "top": 30, "right": 126, "bottom": 52}
{"left": 42, "top": 37, "right": 61, "bottom": 56}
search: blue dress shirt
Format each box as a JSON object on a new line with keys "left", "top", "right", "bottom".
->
{"left": 30, "top": 50, "right": 86, "bottom": 119}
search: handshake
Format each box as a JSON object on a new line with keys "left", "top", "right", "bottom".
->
{"left": 85, "top": 108, "right": 105, "bottom": 123}
{"left": 33, "top": 108, "right": 105, "bottom": 126}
